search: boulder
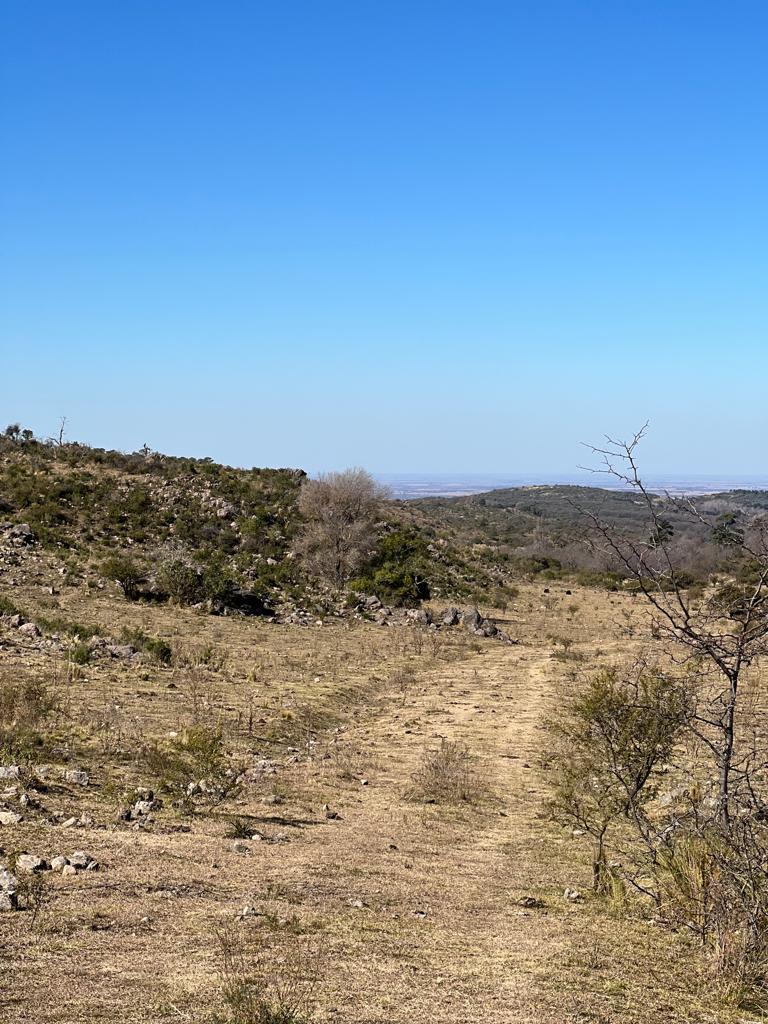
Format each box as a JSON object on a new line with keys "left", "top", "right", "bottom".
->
{"left": 462, "top": 608, "right": 482, "bottom": 630}
{"left": 441, "top": 607, "right": 461, "bottom": 626}
{"left": 50, "top": 855, "right": 69, "bottom": 872}
{"left": 18, "top": 621, "right": 41, "bottom": 638}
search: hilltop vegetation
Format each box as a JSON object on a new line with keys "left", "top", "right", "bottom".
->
{"left": 412, "top": 483, "right": 768, "bottom": 586}
{"left": 2, "top": 426, "right": 766, "bottom": 615}
{"left": 0, "top": 427, "right": 504, "bottom": 615}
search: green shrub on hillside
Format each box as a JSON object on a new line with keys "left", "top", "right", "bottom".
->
{"left": 101, "top": 553, "right": 145, "bottom": 599}
{"left": 351, "top": 528, "right": 432, "bottom": 607}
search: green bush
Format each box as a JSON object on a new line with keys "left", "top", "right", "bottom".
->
{"left": 351, "top": 528, "right": 432, "bottom": 607}
{"left": 101, "top": 553, "right": 145, "bottom": 600}
{"left": 158, "top": 558, "right": 202, "bottom": 604}
{"left": 121, "top": 628, "right": 173, "bottom": 665}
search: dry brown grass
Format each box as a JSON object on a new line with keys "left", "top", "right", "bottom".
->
{"left": 0, "top": 571, "right": 751, "bottom": 1023}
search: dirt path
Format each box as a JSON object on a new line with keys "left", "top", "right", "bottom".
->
{"left": 246, "top": 640, "right": 708, "bottom": 1023}
{"left": 2, "top": 629, "right": 716, "bottom": 1023}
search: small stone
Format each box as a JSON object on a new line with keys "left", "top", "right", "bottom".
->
{"left": 107, "top": 644, "right": 136, "bottom": 659}
{"left": 64, "top": 769, "right": 89, "bottom": 787}
{"left": 132, "top": 799, "right": 160, "bottom": 817}
{"left": 564, "top": 888, "right": 582, "bottom": 902}
{"left": 0, "top": 892, "right": 16, "bottom": 912}
{"left": 16, "top": 854, "right": 47, "bottom": 873}
{"left": 516, "top": 895, "right": 545, "bottom": 909}
{"left": 69, "top": 850, "right": 94, "bottom": 869}
{"left": 0, "top": 766, "right": 20, "bottom": 781}
{"left": 61, "top": 816, "right": 79, "bottom": 828}
{"left": 233, "top": 843, "right": 251, "bottom": 855}
{"left": 0, "top": 811, "right": 22, "bottom": 826}
{"left": 0, "top": 867, "right": 18, "bottom": 893}
{"left": 61, "top": 864, "right": 77, "bottom": 877}
{"left": 51, "top": 855, "right": 69, "bottom": 872}
{"left": 18, "top": 622, "right": 41, "bottom": 638}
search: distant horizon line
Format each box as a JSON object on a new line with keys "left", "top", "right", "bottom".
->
{"left": 364, "top": 471, "right": 768, "bottom": 500}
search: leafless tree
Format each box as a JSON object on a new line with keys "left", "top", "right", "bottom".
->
{"left": 296, "top": 468, "right": 390, "bottom": 587}
{"left": 578, "top": 424, "right": 768, "bottom": 829}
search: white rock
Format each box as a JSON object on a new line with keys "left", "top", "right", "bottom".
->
{"left": 16, "top": 853, "right": 46, "bottom": 873}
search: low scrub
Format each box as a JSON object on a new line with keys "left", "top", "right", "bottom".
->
{"left": 412, "top": 739, "right": 481, "bottom": 804}
{"left": 0, "top": 672, "right": 58, "bottom": 760}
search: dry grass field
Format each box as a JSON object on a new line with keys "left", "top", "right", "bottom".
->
{"left": 0, "top": 577, "right": 754, "bottom": 1023}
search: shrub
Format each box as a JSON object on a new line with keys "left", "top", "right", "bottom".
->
{"left": 101, "top": 553, "right": 145, "bottom": 600}
{"left": 69, "top": 642, "right": 91, "bottom": 665}
{"left": 158, "top": 558, "right": 202, "bottom": 604}
{"left": 0, "top": 674, "right": 58, "bottom": 760}
{"left": 351, "top": 528, "right": 432, "bottom": 607}
{"left": 412, "top": 739, "right": 480, "bottom": 804}
{"left": 142, "top": 725, "right": 234, "bottom": 804}
{"left": 121, "top": 628, "right": 173, "bottom": 665}
{"left": 548, "top": 664, "right": 691, "bottom": 891}
{"left": 214, "top": 923, "right": 317, "bottom": 1024}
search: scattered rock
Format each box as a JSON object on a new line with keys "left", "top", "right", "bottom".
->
{"left": 61, "top": 864, "right": 77, "bottom": 877}
{"left": 107, "top": 644, "right": 136, "bottom": 659}
{"left": 441, "top": 607, "right": 461, "bottom": 626}
{"left": 516, "top": 895, "right": 545, "bottom": 909}
{"left": 16, "top": 854, "right": 47, "bottom": 873}
{"left": 69, "top": 850, "right": 97, "bottom": 870}
{"left": 462, "top": 607, "right": 482, "bottom": 630}
{"left": 0, "top": 866, "right": 18, "bottom": 895}
{"left": 238, "top": 904, "right": 264, "bottom": 920}
{"left": 0, "top": 766, "right": 20, "bottom": 781}
{"left": 2, "top": 523, "right": 36, "bottom": 546}
{"left": 132, "top": 798, "right": 162, "bottom": 818}
{"left": 50, "top": 855, "right": 69, "bottom": 872}
{"left": 64, "top": 770, "right": 89, "bottom": 787}
{"left": 0, "top": 811, "right": 22, "bottom": 826}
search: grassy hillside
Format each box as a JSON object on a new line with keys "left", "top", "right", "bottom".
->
{"left": 0, "top": 431, "right": 501, "bottom": 613}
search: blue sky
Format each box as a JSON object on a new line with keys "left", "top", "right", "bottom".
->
{"left": 1, "top": 1, "right": 766, "bottom": 475}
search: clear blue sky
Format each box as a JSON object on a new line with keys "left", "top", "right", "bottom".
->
{"left": 1, "top": 1, "right": 766, "bottom": 475}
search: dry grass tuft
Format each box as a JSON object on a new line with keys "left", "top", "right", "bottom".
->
{"left": 411, "top": 738, "right": 482, "bottom": 804}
